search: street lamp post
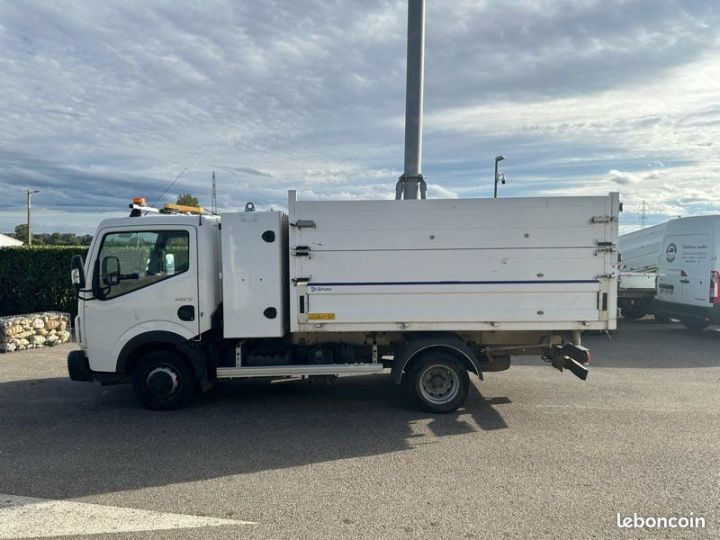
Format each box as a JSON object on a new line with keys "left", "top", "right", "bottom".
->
{"left": 494, "top": 155, "right": 506, "bottom": 198}
{"left": 27, "top": 189, "right": 39, "bottom": 246}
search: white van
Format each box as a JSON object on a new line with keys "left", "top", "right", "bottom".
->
{"left": 655, "top": 215, "right": 720, "bottom": 330}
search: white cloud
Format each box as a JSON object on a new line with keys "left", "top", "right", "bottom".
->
{"left": 607, "top": 170, "right": 644, "bottom": 186}
{"left": 0, "top": 0, "right": 718, "bottom": 233}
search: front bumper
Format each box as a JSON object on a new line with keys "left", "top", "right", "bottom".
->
{"left": 67, "top": 350, "right": 94, "bottom": 382}
{"left": 654, "top": 300, "right": 720, "bottom": 323}
{"left": 67, "top": 350, "right": 127, "bottom": 384}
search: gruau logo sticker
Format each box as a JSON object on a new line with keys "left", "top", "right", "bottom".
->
{"left": 666, "top": 243, "right": 677, "bottom": 263}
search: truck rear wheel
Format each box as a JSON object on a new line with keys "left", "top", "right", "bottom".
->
{"left": 621, "top": 305, "right": 648, "bottom": 320}
{"left": 132, "top": 350, "right": 196, "bottom": 410}
{"left": 408, "top": 352, "right": 470, "bottom": 413}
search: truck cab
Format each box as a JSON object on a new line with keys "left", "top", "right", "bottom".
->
{"left": 69, "top": 212, "right": 222, "bottom": 402}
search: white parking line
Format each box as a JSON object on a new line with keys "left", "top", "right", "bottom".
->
{"left": 0, "top": 494, "right": 256, "bottom": 539}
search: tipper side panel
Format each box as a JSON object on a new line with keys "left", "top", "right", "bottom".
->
{"left": 288, "top": 192, "right": 619, "bottom": 333}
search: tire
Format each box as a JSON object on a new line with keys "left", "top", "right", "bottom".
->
{"left": 680, "top": 317, "right": 709, "bottom": 332}
{"left": 621, "top": 306, "right": 648, "bottom": 320}
{"left": 407, "top": 351, "right": 470, "bottom": 414}
{"left": 132, "top": 350, "right": 196, "bottom": 410}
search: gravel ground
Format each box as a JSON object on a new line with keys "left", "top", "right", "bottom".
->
{"left": 0, "top": 318, "right": 718, "bottom": 539}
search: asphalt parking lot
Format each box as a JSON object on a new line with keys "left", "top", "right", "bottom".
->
{"left": 1, "top": 319, "right": 719, "bottom": 539}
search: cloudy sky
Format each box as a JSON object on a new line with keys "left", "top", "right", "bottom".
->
{"left": 0, "top": 0, "right": 718, "bottom": 234}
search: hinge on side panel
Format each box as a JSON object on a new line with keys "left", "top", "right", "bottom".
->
{"left": 591, "top": 215, "right": 615, "bottom": 224}
{"left": 596, "top": 273, "right": 614, "bottom": 279}
{"left": 292, "top": 276, "right": 311, "bottom": 284}
{"left": 292, "top": 246, "right": 311, "bottom": 257}
{"left": 290, "top": 220, "right": 316, "bottom": 229}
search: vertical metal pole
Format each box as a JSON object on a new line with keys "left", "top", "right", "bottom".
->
{"left": 494, "top": 161, "right": 498, "bottom": 199}
{"left": 211, "top": 170, "right": 218, "bottom": 215}
{"left": 396, "top": 0, "right": 427, "bottom": 200}
{"left": 27, "top": 189, "right": 32, "bottom": 246}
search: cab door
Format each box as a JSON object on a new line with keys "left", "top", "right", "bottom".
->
{"left": 83, "top": 226, "right": 199, "bottom": 373}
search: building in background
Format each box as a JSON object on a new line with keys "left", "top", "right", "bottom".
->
{"left": 0, "top": 233, "right": 23, "bottom": 247}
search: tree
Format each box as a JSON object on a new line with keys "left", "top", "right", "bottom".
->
{"left": 9, "top": 225, "right": 93, "bottom": 246}
{"left": 176, "top": 193, "right": 200, "bottom": 207}
{"left": 14, "top": 224, "right": 29, "bottom": 243}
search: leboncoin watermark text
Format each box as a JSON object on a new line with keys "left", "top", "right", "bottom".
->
{"left": 617, "top": 513, "right": 705, "bottom": 530}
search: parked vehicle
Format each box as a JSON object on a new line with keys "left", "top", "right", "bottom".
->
{"left": 66, "top": 1, "right": 619, "bottom": 413}
{"left": 67, "top": 192, "right": 619, "bottom": 412}
{"left": 618, "top": 222, "right": 667, "bottom": 319}
{"left": 655, "top": 215, "right": 720, "bottom": 330}
{"left": 617, "top": 272, "right": 656, "bottom": 319}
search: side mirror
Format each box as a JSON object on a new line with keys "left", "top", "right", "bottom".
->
{"left": 70, "top": 255, "right": 86, "bottom": 290}
{"left": 102, "top": 256, "right": 121, "bottom": 287}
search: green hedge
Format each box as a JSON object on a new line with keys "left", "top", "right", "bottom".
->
{"left": 0, "top": 246, "right": 89, "bottom": 317}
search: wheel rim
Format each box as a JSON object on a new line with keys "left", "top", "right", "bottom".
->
{"left": 419, "top": 364, "right": 460, "bottom": 405}
{"left": 145, "top": 365, "right": 181, "bottom": 400}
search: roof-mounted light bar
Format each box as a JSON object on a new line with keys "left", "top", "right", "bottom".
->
{"left": 162, "top": 203, "right": 205, "bottom": 215}
{"left": 128, "top": 197, "right": 207, "bottom": 217}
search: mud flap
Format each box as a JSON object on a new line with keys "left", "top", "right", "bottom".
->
{"left": 546, "top": 344, "right": 590, "bottom": 381}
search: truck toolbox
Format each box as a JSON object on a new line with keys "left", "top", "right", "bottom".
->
{"left": 221, "top": 211, "right": 289, "bottom": 339}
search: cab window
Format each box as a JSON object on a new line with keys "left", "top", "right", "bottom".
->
{"left": 96, "top": 230, "right": 190, "bottom": 299}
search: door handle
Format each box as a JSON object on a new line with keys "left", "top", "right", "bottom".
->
{"left": 178, "top": 305, "right": 195, "bottom": 321}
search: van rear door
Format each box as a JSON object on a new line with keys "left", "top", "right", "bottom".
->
{"left": 679, "top": 234, "right": 713, "bottom": 307}
{"left": 658, "top": 233, "right": 712, "bottom": 307}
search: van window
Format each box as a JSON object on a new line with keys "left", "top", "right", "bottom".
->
{"left": 97, "top": 230, "right": 190, "bottom": 299}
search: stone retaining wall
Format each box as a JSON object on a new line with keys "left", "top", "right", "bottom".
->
{"left": 1, "top": 312, "right": 71, "bottom": 353}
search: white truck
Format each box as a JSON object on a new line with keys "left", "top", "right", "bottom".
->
{"left": 67, "top": 191, "right": 619, "bottom": 412}
{"left": 66, "top": 1, "right": 619, "bottom": 412}
{"left": 617, "top": 222, "right": 667, "bottom": 319}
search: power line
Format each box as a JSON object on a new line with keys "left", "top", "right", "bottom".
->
{"left": 148, "top": 167, "right": 188, "bottom": 210}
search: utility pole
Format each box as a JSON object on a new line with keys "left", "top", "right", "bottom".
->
{"left": 26, "top": 189, "right": 39, "bottom": 246}
{"left": 395, "top": 0, "right": 427, "bottom": 200}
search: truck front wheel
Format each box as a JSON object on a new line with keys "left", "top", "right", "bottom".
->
{"left": 681, "top": 317, "right": 709, "bottom": 332}
{"left": 408, "top": 352, "right": 470, "bottom": 413}
{"left": 132, "top": 350, "right": 196, "bottom": 410}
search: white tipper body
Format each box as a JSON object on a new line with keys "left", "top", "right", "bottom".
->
{"left": 287, "top": 191, "right": 619, "bottom": 334}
